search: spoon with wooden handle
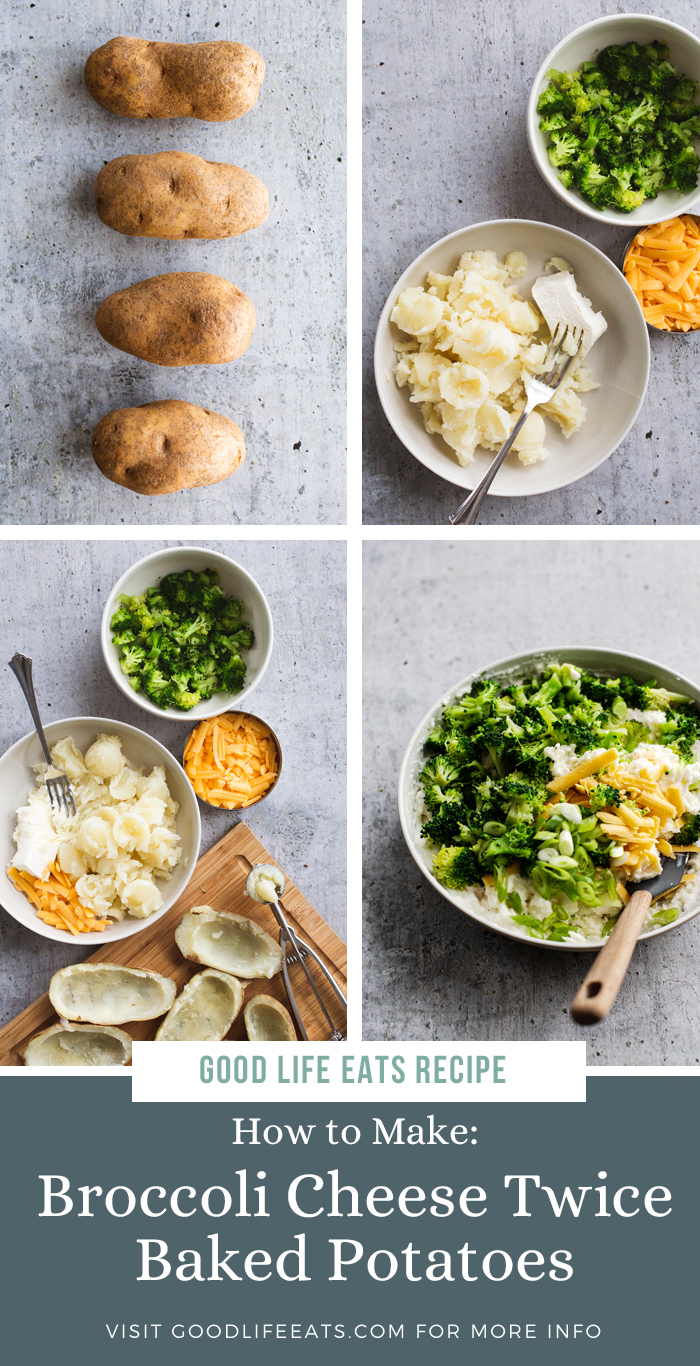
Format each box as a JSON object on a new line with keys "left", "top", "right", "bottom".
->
{"left": 570, "top": 853, "right": 687, "bottom": 1025}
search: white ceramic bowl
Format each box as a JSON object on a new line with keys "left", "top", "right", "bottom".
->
{"left": 398, "top": 646, "right": 700, "bottom": 952}
{"left": 101, "top": 546, "right": 273, "bottom": 721}
{"left": 0, "top": 716, "right": 201, "bottom": 945}
{"left": 375, "top": 219, "right": 649, "bottom": 495}
{"left": 527, "top": 14, "right": 700, "bottom": 226}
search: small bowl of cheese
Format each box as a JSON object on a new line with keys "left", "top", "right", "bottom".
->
{"left": 623, "top": 215, "right": 700, "bottom": 332}
{"left": 183, "top": 712, "right": 282, "bottom": 811}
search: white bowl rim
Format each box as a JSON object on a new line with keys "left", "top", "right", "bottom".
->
{"left": 100, "top": 546, "right": 274, "bottom": 723}
{"left": 1, "top": 714, "right": 201, "bottom": 945}
{"left": 398, "top": 645, "right": 700, "bottom": 953}
{"left": 526, "top": 13, "right": 700, "bottom": 226}
{"left": 374, "top": 218, "right": 650, "bottom": 494}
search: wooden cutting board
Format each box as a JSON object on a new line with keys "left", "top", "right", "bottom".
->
{"left": 0, "top": 823, "right": 347, "bottom": 1065}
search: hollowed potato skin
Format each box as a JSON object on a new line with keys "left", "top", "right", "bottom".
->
{"left": 84, "top": 37, "right": 265, "bottom": 122}
{"left": 95, "top": 271, "right": 256, "bottom": 366}
{"left": 92, "top": 399, "right": 245, "bottom": 495}
{"left": 95, "top": 151, "right": 270, "bottom": 240}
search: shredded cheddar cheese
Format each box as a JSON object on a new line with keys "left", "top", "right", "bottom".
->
{"left": 566, "top": 756, "right": 693, "bottom": 883}
{"left": 8, "top": 862, "right": 109, "bottom": 936}
{"left": 183, "top": 713, "right": 279, "bottom": 810}
{"left": 624, "top": 215, "right": 700, "bottom": 331}
{"left": 546, "top": 749, "right": 618, "bottom": 793}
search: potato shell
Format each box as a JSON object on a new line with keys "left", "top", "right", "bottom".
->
{"left": 23, "top": 1022, "right": 132, "bottom": 1067}
{"left": 92, "top": 399, "right": 245, "bottom": 495}
{"left": 156, "top": 969, "right": 244, "bottom": 1041}
{"left": 245, "top": 994, "right": 297, "bottom": 1042}
{"left": 95, "top": 272, "right": 256, "bottom": 367}
{"left": 95, "top": 151, "right": 269, "bottom": 240}
{"left": 175, "top": 905, "right": 283, "bottom": 979}
{"left": 84, "top": 38, "right": 265, "bottom": 122}
{"left": 49, "top": 963, "right": 176, "bottom": 1025}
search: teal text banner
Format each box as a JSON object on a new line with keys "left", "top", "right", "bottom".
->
{"left": 2, "top": 1077, "right": 696, "bottom": 1362}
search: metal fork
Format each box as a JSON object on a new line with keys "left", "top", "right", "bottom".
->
{"left": 268, "top": 897, "right": 347, "bottom": 1042}
{"left": 8, "top": 653, "right": 76, "bottom": 817}
{"left": 449, "top": 324, "right": 584, "bottom": 526}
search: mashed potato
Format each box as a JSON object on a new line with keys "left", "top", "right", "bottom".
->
{"left": 392, "top": 250, "right": 599, "bottom": 468}
{"left": 12, "top": 734, "right": 181, "bottom": 922}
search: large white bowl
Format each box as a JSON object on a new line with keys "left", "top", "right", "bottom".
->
{"left": 0, "top": 716, "right": 201, "bottom": 945}
{"left": 398, "top": 646, "right": 700, "bottom": 952}
{"left": 101, "top": 547, "right": 273, "bottom": 721}
{"left": 375, "top": 219, "right": 650, "bottom": 495}
{"left": 527, "top": 14, "right": 700, "bottom": 226}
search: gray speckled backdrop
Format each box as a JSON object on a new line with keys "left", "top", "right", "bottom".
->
{"left": 363, "top": 0, "right": 700, "bottom": 525}
{"left": 363, "top": 539, "right": 700, "bottom": 1064}
{"left": 0, "top": 0, "right": 345, "bottom": 524}
{"left": 0, "top": 538, "right": 346, "bottom": 1024}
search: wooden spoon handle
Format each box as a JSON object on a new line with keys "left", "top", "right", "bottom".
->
{"left": 570, "top": 889, "right": 652, "bottom": 1025}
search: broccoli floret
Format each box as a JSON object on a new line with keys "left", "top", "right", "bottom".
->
{"left": 658, "top": 708, "right": 700, "bottom": 761}
{"left": 548, "top": 131, "right": 581, "bottom": 166}
{"left": 619, "top": 676, "right": 693, "bottom": 712}
{"left": 118, "top": 644, "right": 147, "bottom": 676}
{"left": 671, "top": 75, "right": 699, "bottom": 105}
{"left": 445, "top": 679, "right": 502, "bottom": 722}
{"left": 479, "top": 823, "right": 537, "bottom": 869}
{"left": 537, "top": 76, "right": 575, "bottom": 119}
{"left": 539, "top": 111, "right": 569, "bottom": 134}
{"left": 420, "top": 756, "right": 461, "bottom": 792}
{"left": 632, "top": 156, "right": 667, "bottom": 197}
{"left": 421, "top": 805, "right": 471, "bottom": 847}
{"left": 672, "top": 814, "right": 700, "bottom": 845}
{"left": 576, "top": 157, "right": 612, "bottom": 205}
{"left": 433, "top": 846, "right": 483, "bottom": 890}
{"left": 588, "top": 784, "right": 621, "bottom": 812}
{"left": 558, "top": 718, "right": 600, "bottom": 751}
{"left": 425, "top": 725, "right": 447, "bottom": 753}
{"left": 677, "top": 113, "right": 700, "bottom": 138}
{"left": 668, "top": 143, "right": 700, "bottom": 193}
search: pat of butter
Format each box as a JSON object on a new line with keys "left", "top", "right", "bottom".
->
{"left": 531, "top": 271, "right": 607, "bottom": 357}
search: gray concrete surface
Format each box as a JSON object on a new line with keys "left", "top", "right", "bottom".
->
{"left": 363, "top": 0, "right": 700, "bottom": 525}
{"left": 363, "top": 540, "right": 700, "bottom": 1063}
{"left": 0, "top": 1, "right": 345, "bottom": 525}
{"left": 0, "top": 538, "right": 346, "bottom": 1025}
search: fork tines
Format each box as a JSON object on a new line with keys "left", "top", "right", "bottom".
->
{"left": 46, "top": 774, "right": 76, "bottom": 818}
{"left": 541, "top": 324, "right": 584, "bottom": 390}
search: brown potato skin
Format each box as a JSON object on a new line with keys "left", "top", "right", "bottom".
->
{"left": 92, "top": 399, "right": 245, "bottom": 495}
{"left": 95, "top": 272, "right": 256, "bottom": 367}
{"left": 95, "top": 151, "right": 269, "bottom": 240}
{"left": 84, "top": 37, "right": 265, "bottom": 121}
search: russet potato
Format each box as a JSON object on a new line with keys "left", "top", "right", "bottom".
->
{"left": 84, "top": 37, "right": 265, "bottom": 122}
{"left": 92, "top": 399, "right": 245, "bottom": 495}
{"left": 95, "top": 271, "right": 256, "bottom": 366}
{"left": 95, "top": 151, "right": 269, "bottom": 240}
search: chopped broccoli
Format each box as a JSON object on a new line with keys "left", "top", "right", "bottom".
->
{"left": 589, "top": 784, "right": 621, "bottom": 812}
{"left": 619, "top": 675, "right": 693, "bottom": 712}
{"left": 672, "top": 813, "right": 700, "bottom": 845}
{"left": 537, "top": 40, "right": 700, "bottom": 212}
{"left": 110, "top": 569, "right": 254, "bottom": 712}
{"left": 433, "top": 846, "right": 483, "bottom": 890}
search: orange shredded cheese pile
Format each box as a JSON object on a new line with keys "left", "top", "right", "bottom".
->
{"left": 554, "top": 762, "right": 698, "bottom": 889}
{"left": 624, "top": 215, "right": 700, "bottom": 332}
{"left": 7, "top": 862, "right": 109, "bottom": 936}
{"left": 184, "top": 712, "right": 279, "bottom": 810}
